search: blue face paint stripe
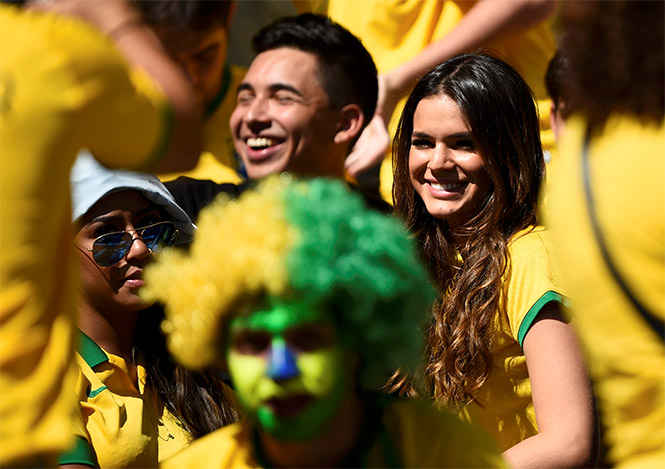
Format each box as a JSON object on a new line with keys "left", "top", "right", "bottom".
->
{"left": 267, "top": 341, "right": 299, "bottom": 380}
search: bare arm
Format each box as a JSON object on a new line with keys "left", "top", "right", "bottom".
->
{"left": 383, "top": 0, "right": 556, "bottom": 112}
{"left": 28, "top": 0, "right": 201, "bottom": 173}
{"left": 503, "top": 302, "right": 599, "bottom": 468}
{"left": 345, "top": 0, "right": 556, "bottom": 177}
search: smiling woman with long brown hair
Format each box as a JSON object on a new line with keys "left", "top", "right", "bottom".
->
{"left": 391, "top": 53, "right": 598, "bottom": 468}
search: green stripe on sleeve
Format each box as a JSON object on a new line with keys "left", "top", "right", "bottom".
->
{"left": 57, "top": 436, "right": 98, "bottom": 467}
{"left": 517, "top": 290, "right": 566, "bottom": 347}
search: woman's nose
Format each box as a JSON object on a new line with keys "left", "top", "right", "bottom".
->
{"left": 125, "top": 233, "right": 151, "bottom": 262}
{"left": 427, "top": 145, "right": 455, "bottom": 171}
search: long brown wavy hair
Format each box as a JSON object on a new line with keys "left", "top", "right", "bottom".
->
{"left": 391, "top": 54, "right": 544, "bottom": 405}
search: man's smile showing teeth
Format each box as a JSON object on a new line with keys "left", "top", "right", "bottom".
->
{"left": 247, "top": 137, "right": 280, "bottom": 149}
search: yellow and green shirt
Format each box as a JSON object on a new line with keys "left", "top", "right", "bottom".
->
{"left": 58, "top": 332, "right": 191, "bottom": 467}
{"left": 0, "top": 6, "right": 172, "bottom": 466}
{"left": 459, "top": 226, "right": 567, "bottom": 450}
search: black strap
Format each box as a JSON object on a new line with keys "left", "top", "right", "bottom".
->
{"left": 581, "top": 130, "right": 664, "bottom": 341}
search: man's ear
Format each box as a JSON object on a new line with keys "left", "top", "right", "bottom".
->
{"left": 334, "top": 104, "right": 364, "bottom": 145}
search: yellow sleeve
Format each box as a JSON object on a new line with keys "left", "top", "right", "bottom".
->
{"left": 504, "top": 228, "right": 567, "bottom": 346}
{"left": 384, "top": 399, "right": 508, "bottom": 468}
{"left": 66, "top": 21, "right": 172, "bottom": 170}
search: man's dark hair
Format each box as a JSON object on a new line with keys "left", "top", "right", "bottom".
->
{"left": 252, "top": 13, "right": 378, "bottom": 127}
{"left": 133, "top": 0, "right": 232, "bottom": 32}
{"left": 545, "top": 49, "right": 575, "bottom": 118}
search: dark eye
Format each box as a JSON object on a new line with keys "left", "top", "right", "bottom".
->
{"left": 137, "top": 215, "right": 161, "bottom": 228}
{"left": 273, "top": 93, "right": 295, "bottom": 105}
{"left": 453, "top": 139, "right": 475, "bottom": 151}
{"left": 194, "top": 50, "right": 216, "bottom": 65}
{"left": 231, "top": 330, "right": 272, "bottom": 355}
{"left": 237, "top": 92, "right": 254, "bottom": 106}
{"left": 411, "top": 138, "right": 433, "bottom": 149}
{"left": 285, "top": 324, "right": 336, "bottom": 352}
{"left": 93, "top": 223, "right": 121, "bottom": 238}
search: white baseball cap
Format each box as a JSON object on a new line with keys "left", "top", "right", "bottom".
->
{"left": 70, "top": 152, "right": 195, "bottom": 244}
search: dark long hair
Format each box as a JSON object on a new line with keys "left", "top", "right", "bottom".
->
{"left": 132, "top": 305, "right": 240, "bottom": 440}
{"left": 559, "top": 0, "right": 664, "bottom": 133}
{"left": 392, "top": 54, "right": 544, "bottom": 404}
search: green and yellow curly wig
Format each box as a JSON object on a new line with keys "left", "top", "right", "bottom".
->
{"left": 142, "top": 175, "right": 435, "bottom": 390}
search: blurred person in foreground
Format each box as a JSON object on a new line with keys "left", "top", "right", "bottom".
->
{"left": 0, "top": 0, "right": 200, "bottom": 465}
{"left": 134, "top": 0, "right": 247, "bottom": 184}
{"left": 543, "top": 1, "right": 664, "bottom": 467}
{"left": 143, "top": 176, "right": 506, "bottom": 468}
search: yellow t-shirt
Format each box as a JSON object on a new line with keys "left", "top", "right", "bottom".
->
{"left": 0, "top": 6, "right": 171, "bottom": 466}
{"left": 459, "top": 227, "right": 566, "bottom": 451}
{"left": 159, "top": 64, "right": 246, "bottom": 184}
{"left": 543, "top": 115, "right": 665, "bottom": 468}
{"left": 325, "top": 0, "right": 556, "bottom": 202}
{"left": 162, "top": 397, "right": 506, "bottom": 468}
{"left": 58, "top": 332, "right": 191, "bottom": 467}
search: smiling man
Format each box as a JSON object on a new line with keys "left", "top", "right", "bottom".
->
{"left": 230, "top": 14, "right": 377, "bottom": 181}
{"left": 144, "top": 176, "right": 506, "bottom": 468}
{"left": 165, "top": 14, "right": 389, "bottom": 220}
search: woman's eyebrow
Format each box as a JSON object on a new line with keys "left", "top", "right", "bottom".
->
{"left": 136, "top": 206, "right": 160, "bottom": 217}
{"left": 88, "top": 214, "right": 121, "bottom": 225}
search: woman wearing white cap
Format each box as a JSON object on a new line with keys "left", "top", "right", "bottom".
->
{"left": 59, "top": 153, "right": 239, "bottom": 468}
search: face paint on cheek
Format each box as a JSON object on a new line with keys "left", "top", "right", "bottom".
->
{"left": 227, "top": 352, "right": 267, "bottom": 412}
{"left": 226, "top": 300, "right": 352, "bottom": 440}
{"left": 297, "top": 347, "right": 344, "bottom": 397}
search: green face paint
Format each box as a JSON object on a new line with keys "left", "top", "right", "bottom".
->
{"left": 227, "top": 298, "right": 350, "bottom": 441}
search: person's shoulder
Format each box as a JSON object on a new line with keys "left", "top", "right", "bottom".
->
{"left": 1, "top": 5, "right": 115, "bottom": 62}
{"left": 349, "top": 183, "right": 393, "bottom": 214}
{"left": 164, "top": 177, "right": 255, "bottom": 221}
{"left": 162, "top": 423, "right": 256, "bottom": 469}
{"left": 509, "top": 226, "right": 554, "bottom": 259}
{"left": 383, "top": 398, "right": 507, "bottom": 468}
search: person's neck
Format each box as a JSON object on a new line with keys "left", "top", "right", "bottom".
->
{"left": 259, "top": 392, "right": 365, "bottom": 468}
{"left": 78, "top": 303, "right": 141, "bottom": 361}
{"left": 291, "top": 149, "right": 347, "bottom": 180}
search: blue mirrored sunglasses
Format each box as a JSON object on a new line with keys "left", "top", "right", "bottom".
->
{"left": 82, "top": 221, "right": 178, "bottom": 267}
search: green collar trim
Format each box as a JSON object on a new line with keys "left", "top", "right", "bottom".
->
{"left": 78, "top": 330, "right": 109, "bottom": 369}
{"left": 205, "top": 64, "right": 231, "bottom": 119}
